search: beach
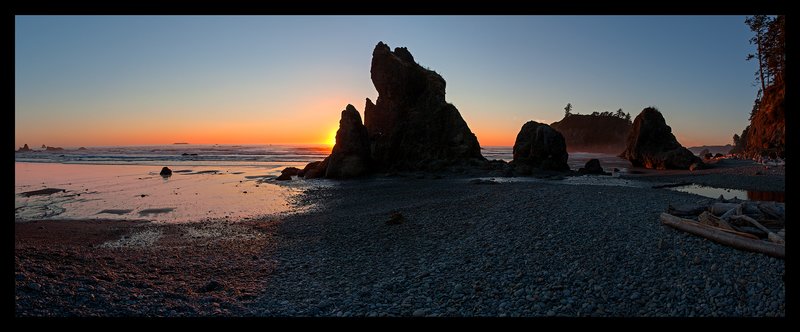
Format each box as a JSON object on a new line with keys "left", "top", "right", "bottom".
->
{"left": 15, "top": 159, "right": 785, "bottom": 317}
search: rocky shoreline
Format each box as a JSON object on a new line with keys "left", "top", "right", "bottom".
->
{"left": 15, "top": 164, "right": 785, "bottom": 317}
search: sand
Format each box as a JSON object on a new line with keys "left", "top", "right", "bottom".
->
{"left": 14, "top": 161, "right": 785, "bottom": 316}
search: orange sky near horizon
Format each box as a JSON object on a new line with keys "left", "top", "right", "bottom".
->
{"left": 14, "top": 109, "right": 711, "bottom": 149}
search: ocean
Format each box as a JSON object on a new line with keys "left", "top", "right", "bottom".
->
{"left": 15, "top": 144, "right": 629, "bottom": 173}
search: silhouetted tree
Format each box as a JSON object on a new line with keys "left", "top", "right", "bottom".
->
{"left": 746, "top": 15, "right": 770, "bottom": 92}
{"left": 564, "top": 103, "right": 572, "bottom": 118}
{"left": 733, "top": 133, "right": 740, "bottom": 146}
{"left": 745, "top": 15, "right": 785, "bottom": 90}
{"left": 624, "top": 112, "right": 631, "bottom": 122}
{"left": 591, "top": 111, "right": 599, "bottom": 116}
{"left": 765, "top": 15, "right": 785, "bottom": 85}
{"left": 615, "top": 108, "right": 624, "bottom": 118}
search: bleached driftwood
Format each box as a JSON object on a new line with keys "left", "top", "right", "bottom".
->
{"left": 660, "top": 213, "right": 784, "bottom": 258}
{"left": 697, "top": 211, "right": 737, "bottom": 231}
{"left": 757, "top": 202, "right": 785, "bottom": 221}
{"left": 668, "top": 203, "right": 706, "bottom": 216}
{"left": 719, "top": 204, "right": 742, "bottom": 221}
{"left": 711, "top": 203, "right": 740, "bottom": 215}
{"left": 731, "top": 215, "right": 784, "bottom": 245}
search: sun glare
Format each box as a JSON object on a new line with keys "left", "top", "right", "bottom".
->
{"left": 327, "top": 128, "right": 338, "bottom": 147}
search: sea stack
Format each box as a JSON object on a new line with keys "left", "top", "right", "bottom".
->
{"left": 620, "top": 107, "right": 701, "bottom": 170}
{"left": 16, "top": 144, "right": 31, "bottom": 152}
{"left": 511, "top": 121, "right": 569, "bottom": 172}
{"left": 325, "top": 104, "right": 371, "bottom": 179}
{"left": 364, "top": 42, "right": 484, "bottom": 171}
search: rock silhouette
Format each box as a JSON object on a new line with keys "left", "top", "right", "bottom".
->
{"left": 550, "top": 114, "right": 631, "bottom": 154}
{"left": 620, "top": 107, "right": 701, "bottom": 170}
{"left": 276, "top": 167, "right": 301, "bottom": 181}
{"left": 301, "top": 159, "right": 329, "bottom": 179}
{"left": 160, "top": 167, "right": 172, "bottom": 177}
{"left": 511, "top": 121, "right": 569, "bottom": 172}
{"left": 16, "top": 144, "right": 31, "bottom": 152}
{"left": 578, "top": 158, "right": 608, "bottom": 175}
{"left": 325, "top": 104, "right": 371, "bottom": 179}
{"left": 364, "top": 42, "right": 484, "bottom": 171}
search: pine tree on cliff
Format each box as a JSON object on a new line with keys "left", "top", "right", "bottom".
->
{"left": 745, "top": 15, "right": 770, "bottom": 92}
{"left": 738, "top": 15, "right": 785, "bottom": 158}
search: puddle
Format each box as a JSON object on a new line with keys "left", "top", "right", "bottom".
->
{"left": 138, "top": 208, "right": 176, "bottom": 215}
{"left": 666, "top": 184, "right": 784, "bottom": 202}
{"left": 466, "top": 175, "right": 652, "bottom": 188}
{"left": 98, "top": 209, "right": 133, "bottom": 215}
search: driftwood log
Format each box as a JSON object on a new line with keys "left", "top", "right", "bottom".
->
{"left": 660, "top": 213, "right": 784, "bottom": 258}
{"left": 731, "top": 215, "right": 785, "bottom": 245}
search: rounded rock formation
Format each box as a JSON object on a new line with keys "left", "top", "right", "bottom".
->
{"left": 511, "top": 121, "right": 569, "bottom": 172}
{"left": 578, "top": 158, "right": 607, "bottom": 175}
{"left": 620, "top": 107, "right": 702, "bottom": 170}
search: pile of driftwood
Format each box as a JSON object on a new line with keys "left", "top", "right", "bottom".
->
{"left": 660, "top": 197, "right": 785, "bottom": 258}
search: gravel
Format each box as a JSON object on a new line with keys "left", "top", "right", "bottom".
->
{"left": 246, "top": 175, "right": 784, "bottom": 317}
{"left": 16, "top": 168, "right": 785, "bottom": 317}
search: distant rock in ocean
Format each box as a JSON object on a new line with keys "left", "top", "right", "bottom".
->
{"left": 325, "top": 104, "right": 371, "bottom": 179}
{"left": 16, "top": 144, "right": 31, "bottom": 152}
{"left": 77, "top": 147, "right": 87, "bottom": 151}
{"left": 41, "top": 144, "right": 46, "bottom": 149}
{"left": 578, "top": 158, "right": 609, "bottom": 175}
{"left": 620, "top": 107, "right": 701, "bottom": 170}
{"left": 511, "top": 121, "right": 569, "bottom": 172}
{"left": 364, "top": 41, "right": 484, "bottom": 171}
{"left": 45, "top": 146, "right": 64, "bottom": 151}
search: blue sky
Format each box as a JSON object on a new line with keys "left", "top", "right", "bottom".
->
{"left": 15, "top": 15, "right": 758, "bottom": 147}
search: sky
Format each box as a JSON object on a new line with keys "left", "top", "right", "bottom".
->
{"left": 15, "top": 15, "right": 759, "bottom": 148}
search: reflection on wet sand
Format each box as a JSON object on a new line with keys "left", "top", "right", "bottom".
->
{"left": 15, "top": 162, "right": 325, "bottom": 223}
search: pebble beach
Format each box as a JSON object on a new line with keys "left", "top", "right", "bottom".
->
{"left": 14, "top": 161, "right": 785, "bottom": 317}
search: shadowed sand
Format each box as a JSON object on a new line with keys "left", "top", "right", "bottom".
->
{"left": 15, "top": 161, "right": 784, "bottom": 317}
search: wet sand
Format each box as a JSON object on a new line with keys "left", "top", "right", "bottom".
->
{"left": 14, "top": 162, "right": 321, "bottom": 223}
{"left": 15, "top": 160, "right": 785, "bottom": 316}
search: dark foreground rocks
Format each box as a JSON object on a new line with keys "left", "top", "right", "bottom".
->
{"left": 15, "top": 219, "right": 277, "bottom": 316}
{"left": 276, "top": 167, "right": 301, "bottom": 181}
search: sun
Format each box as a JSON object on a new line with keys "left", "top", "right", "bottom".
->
{"left": 326, "top": 128, "right": 338, "bottom": 147}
